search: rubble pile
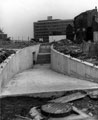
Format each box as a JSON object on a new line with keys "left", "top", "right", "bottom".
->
{"left": 0, "top": 49, "right": 16, "bottom": 63}
{"left": 54, "top": 39, "right": 98, "bottom": 65}
{"left": 54, "top": 39, "right": 83, "bottom": 58}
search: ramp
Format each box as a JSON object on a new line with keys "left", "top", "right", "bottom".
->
{"left": 1, "top": 64, "right": 98, "bottom": 97}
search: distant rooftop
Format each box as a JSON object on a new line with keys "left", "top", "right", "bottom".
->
{"left": 0, "top": 29, "right": 3, "bottom": 34}
{"left": 37, "top": 16, "right": 73, "bottom": 22}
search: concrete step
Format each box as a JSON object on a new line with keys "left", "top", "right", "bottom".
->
{"left": 39, "top": 45, "right": 51, "bottom": 53}
{"left": 39, "top": 49, "right": 51, "bottom": 53}
{"left": 37, "top": 53, "right": 51, "bottom": 64}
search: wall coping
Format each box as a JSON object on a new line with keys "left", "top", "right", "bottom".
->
{"left": 51, "top": 46, "right": 98, "bottom": 70}
{"left": 0, "top": 44, "right": 40, "bottom": 74}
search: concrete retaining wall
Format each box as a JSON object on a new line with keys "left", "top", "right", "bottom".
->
{"left": 94, "top": 31, "right": 98, "bottom": 42}
{"left": 0, "top": 45, "right": 40, "bottom": 91}
{"left": 51, "top": 46, "right": 98, "bottom": 82}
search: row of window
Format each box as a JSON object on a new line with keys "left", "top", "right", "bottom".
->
{"left": 34, "top": 29, "right": 66, "bottom": 34}
{"left": 34, "top": 22, "right": 72, "bottom": 27}
{"left": 34, "top": 27, "right": 67, "bottom": 32}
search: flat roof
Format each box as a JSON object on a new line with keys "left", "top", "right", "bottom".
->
{"left": 36, "top": 19, "right": 73, "bottom": 23}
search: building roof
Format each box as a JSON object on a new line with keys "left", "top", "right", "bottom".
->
{"left": 0, "top": 29, "right": 3, "bottom": 34}
{"left": 74, "top": 7, "right": 98, "bottom": 20}
{"left": 36, "top": 19, "right": 73, "bottom": 23}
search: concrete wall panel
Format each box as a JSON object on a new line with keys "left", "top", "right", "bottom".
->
{"left": 95, "top": 67, "right": 98, "bottom": 82}
{"left": 63, "top": 55, "right": 69, "bottom": 74}
{"left": 69, "top": 57, "right": 77, "bottom": 76}
{"left": 76, "top": 61, "right": 85, "bottom": 78}
{"left": 94, "top": 31, "right": 98, "bottom": 42}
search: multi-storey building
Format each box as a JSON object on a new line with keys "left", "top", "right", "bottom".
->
{"left": 34, "top": 16, "right": 73, "bottom": 42}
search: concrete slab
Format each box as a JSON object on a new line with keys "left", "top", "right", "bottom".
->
{"left": 1, "top": 64, "right": 98, "bottom": 97}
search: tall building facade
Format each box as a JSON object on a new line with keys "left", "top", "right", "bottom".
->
{"left": 34, "top": 16, "right": 73, "bottom": 42}
{"left": 74, "top": 7, "right": 98, "bottom": 43}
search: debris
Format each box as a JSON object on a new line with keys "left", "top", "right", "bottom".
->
{"left": 88, "top": 112, "right": 93, "bottom": 117}
{"left": 1, "top": 91, "right": 98, "bottom": 120}
{"left": 87, "top": 90, "right": 98, "bottom": 99}
{"left": 29, "top": 107, "right": 43, "bottom": 120}
{"left": 54, "top": 39, "right": 98, "bottom": 66}
{"left": 15, "top": 115, "right": 32, "bottom": 120}
{"left": 72, "top": 106, "right": 90, "bottom": 118}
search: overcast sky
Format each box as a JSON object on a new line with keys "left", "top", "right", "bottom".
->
{"left": 0, "top": 0, "right": 98, "bottom": 40}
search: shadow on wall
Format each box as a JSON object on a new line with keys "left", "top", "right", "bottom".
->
{"left": 0, "top": 44, "right": 40, "bottom": 92}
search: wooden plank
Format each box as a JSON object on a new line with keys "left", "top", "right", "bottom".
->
{"left": 50, "top": 92, "right": 87, "bottom": 103}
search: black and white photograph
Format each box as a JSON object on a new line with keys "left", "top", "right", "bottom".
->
{"left": 0, "top": 0, "right": 98, "bottom": 120}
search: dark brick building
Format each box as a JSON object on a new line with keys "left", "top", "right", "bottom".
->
{"left": 0, "top": 29, "right": 7, "bottom": 40}
{"left": 74, "top": 7, "right": 98, "bottom": 43}
{"left": 34, "top": 16, "right": 73, "bottom": 42}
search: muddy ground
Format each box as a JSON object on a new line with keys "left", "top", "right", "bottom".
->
{"left": 0, "top": 91, "right": 98, "bottom": 120}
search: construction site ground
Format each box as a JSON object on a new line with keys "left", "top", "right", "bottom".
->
{"left": 0, "top": 64, "right": 98, "bottom": 120}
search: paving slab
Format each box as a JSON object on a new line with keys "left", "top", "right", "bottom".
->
{"left": 1, "top": 64, "right": 98, "bottom": 97}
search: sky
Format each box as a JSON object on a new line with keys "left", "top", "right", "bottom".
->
{"left": 0, "top": 0, "right": 98, "bottom": 40}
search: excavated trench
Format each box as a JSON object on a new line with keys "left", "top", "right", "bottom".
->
{"left": 0, "top": 43, "right": 98, "bottom": 120}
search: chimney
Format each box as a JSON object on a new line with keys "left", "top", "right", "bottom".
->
{"left": 95, "top": 6, "right": 97, "bottom": 11}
